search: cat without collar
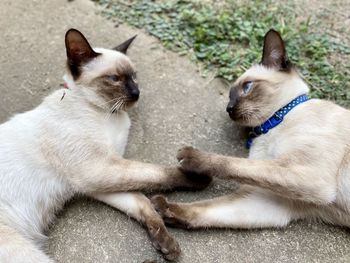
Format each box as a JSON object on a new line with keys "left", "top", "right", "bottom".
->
{"left": 152, "top": 29, "right": 350, "bottom": 232}
{"left": 0, "top": 29, "right": 211, "bottom": 262}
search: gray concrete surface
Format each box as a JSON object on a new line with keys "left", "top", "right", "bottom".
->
{"left": 0, "top": 0, "right": 349, "bottom": 262}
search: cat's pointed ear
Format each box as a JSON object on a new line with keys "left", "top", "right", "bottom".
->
{"left": 114, "top": 35, "right": 137, "bottom": 54}
{"left": 261, "top": 29, "right": 290, "bottom": 71}
{"left": 65, "top": 29, "right": 100, "bottom": 77}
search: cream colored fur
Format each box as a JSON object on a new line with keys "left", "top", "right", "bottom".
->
{"left": 0, "top": 30, "right": 190, "bottom": 262}
{"left": 170, "top": 81, "right": 350, "bottom": 228}
{"left": 152, "top": 30, "right": 350, "bottom": 232}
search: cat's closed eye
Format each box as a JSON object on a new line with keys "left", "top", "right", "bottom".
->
{"left": 107, "top": 75, "right": 120, "bottom": 82}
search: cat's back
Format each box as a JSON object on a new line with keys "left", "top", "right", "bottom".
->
{"left": 0, "top": 95, "right": 74, "bottom": 243}
{"left": 249, "top": 98, "right": 350, "bottom": 221}
{"left": 305, "top": 100, "right": 350, "bottom": 219}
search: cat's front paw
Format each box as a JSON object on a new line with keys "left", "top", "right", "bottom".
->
{"left": 180, "top": 170, "right": 212, "bottom": 191}
{"left": 176, "top": 146, "right": 211, "bottom": 175}
{"left": 165, "top": 166, "right": 212, "bottom": 191}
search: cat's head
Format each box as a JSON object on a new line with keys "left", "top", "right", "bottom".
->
{"left": 226, "top": 29, "right": 309, "bottom": 127}
{"left": 64, "top": 29, "right": 139, "bottom": 111}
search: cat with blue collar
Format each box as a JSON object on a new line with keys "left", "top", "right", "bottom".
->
{"left": 152, "top": 29, "right": 350, "bottom": 232}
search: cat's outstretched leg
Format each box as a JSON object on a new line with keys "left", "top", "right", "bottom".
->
{"left": 176, "top": 146, "right": 336, "bottom": 205}
{"left": 71, "top": 158, "right": 211, "bottom": 193}
{"left": 93, "top": 192, "right": 181, "bottom": 261}
{"left": 151, "top": 187, "right": 303, "bottom": 229}
{"left": 0, "top": 224, "right": 53, "bottom": 263}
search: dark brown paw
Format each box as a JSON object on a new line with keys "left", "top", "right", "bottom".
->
{"left": 181, "top": 170, "right": 212, "bottom": 190}
{"left": 164, "top": 166, "right": 212, "bottom": 191}
{"left": 177, "top": 146, "right": 213, "bottom": 176}
{"left": 151, "top": 195, "right": 192, "bottom": 229}
{"left": 177, "top": 146, "right": 200, "bottom": 167}
{"left": 146, "top": 218, "right": 181, "bottom": 261}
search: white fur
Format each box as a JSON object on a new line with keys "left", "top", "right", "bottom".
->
{"left": 167, "top": 63, "right": 350, "bottom": 231}
{"left": 0, "top": 48, "right": 138, "bottom": 262}
{"left": 0, "top": 87, "right": 131, "bottom": 241}
{"left": 0, "top": 40, "right": 186, "bottom": 261}
{"left": 199, "top": 189, "right": 294, "bottom": 228}
{"left": 197, "top": 95, "right": 350, "bottom": 228}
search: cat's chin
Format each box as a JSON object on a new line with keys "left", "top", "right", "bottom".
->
{"left": 228, "top": 112, "right": 246, "bottom": 126}
{"left": 228, "top": 115, "right": 259, "bottom": 128}
{"left": 126, "top": 100, "right": 138, "bottom": 108}
{"left": 119, "top": 100, "right": 138, "bottom": 112}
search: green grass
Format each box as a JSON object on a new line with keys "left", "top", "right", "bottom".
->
{"left": 93, "top": 0, "right": 350, "bottom": 106}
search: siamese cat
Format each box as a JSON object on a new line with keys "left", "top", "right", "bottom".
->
{"left": 152, "top": 29, "right": 350, "bottom": 232}
{"left": 0, "top": 29, "right": 211, "bottom": 262}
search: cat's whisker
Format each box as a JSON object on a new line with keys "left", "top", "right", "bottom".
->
{"left": 104, "top": 96, "right": 127, "bottom": 121}
{"left": 120, "top": 100, "right": 126, "bottom": 111}
{"left": 103, "top": 101, "right": 119, "bottom": 121}
{"left": 96, "top": 97, "right": 120, "bottom": 108}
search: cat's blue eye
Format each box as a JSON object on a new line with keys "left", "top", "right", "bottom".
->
{"left": 107, "top": 75, "right": 119, "bottom": 82}
{"left": 243, "top": 81, "right": 253, "bottom": 94}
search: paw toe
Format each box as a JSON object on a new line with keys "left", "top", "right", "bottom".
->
{"left": 147, "top": 221, "right": 181, "bottom": 261}
{"left": 163, "top": 239, "right": 181, "bottom": 261}
{"left": 151, "top": 195, "right": 169, "bottom": 216}
{"left": 176, "top": 146, "right": 195, "bottom": 162}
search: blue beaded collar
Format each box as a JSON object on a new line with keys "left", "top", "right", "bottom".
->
{"left": 246, "top": 94, "right": 309, "bottom": 149}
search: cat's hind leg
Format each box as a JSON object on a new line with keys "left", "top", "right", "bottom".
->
{"left": 152, "top": 186, "right": 304, "bottom": 229}
{"left": 0, "top": 223, "right": 53, "bottom": 263}
{"left": 92, "top": 192, "right": 181, "bottom": 261}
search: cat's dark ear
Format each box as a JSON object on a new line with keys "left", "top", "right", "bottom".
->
{"left": 114, "top": 35, "right": 137, "bottom": 54}
{"left": 261, "top": 29, "right": 290, "bottom": 71}
{"left": 65, "top": 29, "right": 100, "bottom": 79}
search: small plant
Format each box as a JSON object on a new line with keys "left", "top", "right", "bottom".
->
{"left": 93, "top": 0, "right": 350, "bottom": 106}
